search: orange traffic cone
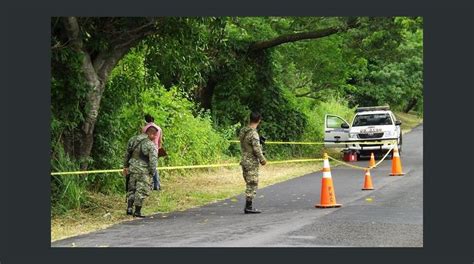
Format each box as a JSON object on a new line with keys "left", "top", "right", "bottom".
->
{"left": 362, "top": 169, "right": 374, "bottom": 190}
{"left": 315, "top": 153, "right": 342, "bottom": 208}
{"left": 369, "top": 152, "right": 376, "bottom": 168}
{"left": 390, "top": 145, "right": 405, "bottom": 176}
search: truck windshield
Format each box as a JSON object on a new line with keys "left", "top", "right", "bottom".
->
{"left": 352, "top": 113, "right": 392, "bottom": 127}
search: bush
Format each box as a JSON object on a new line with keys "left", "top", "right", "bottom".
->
{"left": 262, "top": 97, "right": 355, "bottom": 160}
{"left": 302, "top": 97, "right": 355, "bottom": 142}
{"left": 120, "top": 85, "right": 231, "bottom": 173}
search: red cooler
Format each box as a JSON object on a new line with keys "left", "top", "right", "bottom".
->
{"left": 343, "top": 151, "right": 358, "bottom": 162}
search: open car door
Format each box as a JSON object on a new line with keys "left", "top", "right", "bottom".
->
{"left": 324, "top": 114, "right": 350, "bottom": 148}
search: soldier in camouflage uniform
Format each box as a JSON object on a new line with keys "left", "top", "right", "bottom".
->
{"left": 122, "top": 124, "right": 159, "bottom": 218}
{"left": 239, "top": 111, "right": 267, "bottom": 214}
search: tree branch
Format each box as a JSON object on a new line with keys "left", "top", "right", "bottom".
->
{"left": 294, "top": 90, "right": 314, "bottom": 97}
{"left": 51, "top": 39, "right": 71, "bottom": 50}
{"left": 93, "top": 18, "right": 163, "bottom": 74}
{"left": 249, "top": 18, "right": 359, "bottom": 51}
{"left": 294, "top": 92, "right": 323, "bottom": 100}
{"left": 292, "top": 78, "right": 312, "bottom": 90}
{"left": 123, "top": 19, "right": 158, "bottom": 36}
{"left": 109, "top": 18, "right": 163, "bottom": 49}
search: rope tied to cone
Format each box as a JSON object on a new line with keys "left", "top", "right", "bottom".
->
{"left": 327, "top": 146, "right": 395, "bottom": 171}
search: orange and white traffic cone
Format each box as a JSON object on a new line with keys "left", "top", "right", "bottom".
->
{"left": 362, "top": 169, "right": 374, "bottom": 190}
{"left": 315, "top": 153, "right": 342, "bottom": 208}
{"left": 390, "top": 145, "right": 405, "bottom": 176}
{"left": 369, "top": 152, "right": 376, "bottom": 168}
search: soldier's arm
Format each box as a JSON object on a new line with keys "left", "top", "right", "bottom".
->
{"left": 250, "top": 130, "right": 266, "bottom": 163}
{"left": 123, "top": 137, "right": 134, "bottom": 168}
{"left": 145, "top": 142, "right": 158, "bottom": 176}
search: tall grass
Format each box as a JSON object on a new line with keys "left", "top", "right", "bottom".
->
{"left": 50, "top": 142, "right": 89, "bottom": 215}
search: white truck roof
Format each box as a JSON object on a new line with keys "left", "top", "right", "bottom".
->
{"left": 355, "top": 110, "right": 392, "bottom": 115}
{"left": 355, "top": 106, "right": 390, "bottom": 112}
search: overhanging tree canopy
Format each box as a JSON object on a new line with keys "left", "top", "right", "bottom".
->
{"left": 51, "top": 16, "right": 423, "bottom": 169}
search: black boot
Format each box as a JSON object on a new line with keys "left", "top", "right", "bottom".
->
{"left": 133, "top": 206, "right": 145, "bottom": 218}
{"left": 244, "top": 200, "right": 261, "bottom": 214}
{"left": 126, "top": 199, "right": 134, "bottom": 215}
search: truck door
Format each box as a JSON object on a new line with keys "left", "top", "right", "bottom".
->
{"left": 324, "top": 114, "right": 350, "bottom": 148}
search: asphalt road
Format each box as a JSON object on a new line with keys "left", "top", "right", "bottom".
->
{"left": 52, "top": 125, "right": 423, "bottom": 247}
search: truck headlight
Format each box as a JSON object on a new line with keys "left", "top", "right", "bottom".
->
{"left": 385, "top": 131, "right": 394, "bottom": 137}
{"left": 349, "top": 133, "right": 357, "bottom": 139}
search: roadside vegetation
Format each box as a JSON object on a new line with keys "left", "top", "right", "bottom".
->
{"left": 394, "top": 111, "right": 423, "bottom": 134}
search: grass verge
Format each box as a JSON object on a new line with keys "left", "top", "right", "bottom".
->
{"left": 394, "top": 111, "right": 423, "bottom": 134}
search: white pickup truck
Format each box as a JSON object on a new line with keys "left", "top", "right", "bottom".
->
{"left": 324, "top": 106, "right": 402, "bottom": 158}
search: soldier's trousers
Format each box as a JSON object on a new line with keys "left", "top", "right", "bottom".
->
{"left": 126, "top": 172, "right": 151, "bottom": 207}
{"left": 242, "top": 166, "right": 259, "bottom": 202}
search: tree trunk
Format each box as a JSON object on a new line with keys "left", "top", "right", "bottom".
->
{"left": 78, "top": 48, "right": 141, "bottom": 169}
{"left": 197, "top": 77, "right": 217, "bottom": 110}
{"left": 61, "top": 17, "right": 159, "bottom": 169}
{"left": 404, "top": 97, "right": 418, "bottom": 113}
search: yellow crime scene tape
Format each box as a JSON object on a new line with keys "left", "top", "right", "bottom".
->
{"left": 50, "top": 158, "right": 324, "bottom": 176}
{"left": 50, "top": 140, "right": 396, "bottom": 176}
{"left": 267, "top": 158, "right": 323, "bottom": 165}
{"left": 228, "top": 140, "right": 397, "bottom": 145}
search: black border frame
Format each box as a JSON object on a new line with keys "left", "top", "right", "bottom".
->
{"left": 2, "top": 0, "right": 473, "bottom": 263}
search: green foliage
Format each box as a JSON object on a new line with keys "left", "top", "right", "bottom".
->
{"left": 263, "top": 96, "right": 355, "bottom": 160}
{"left": 345, "top": 19, "right": 423, "bottom": 111}
{"left": 135, "top": 87, "right": 230, "bottom": 167}
{"left": 212, "top": 50, "right": 307, "bottom": 146}
{"left": 272, "top": 34, "right": 356, "bottom": 102}
{"left": 304, "top": 98, "right": 354, "bottom": 140}
{"left": 94, "top": 49, "right": 230, "bottom": 175}
{"left": 143, "top": 17, "right": 229, "bottom": 93}
{"left": 50, "top": 46, "right": 88, "bottom": 148}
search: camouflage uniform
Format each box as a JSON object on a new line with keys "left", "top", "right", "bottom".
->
{"left": 239, "top": 126, "right": 266, "bottom": 202}
{"left": 123, "top": 134, "right": 158, "bottom": 207}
